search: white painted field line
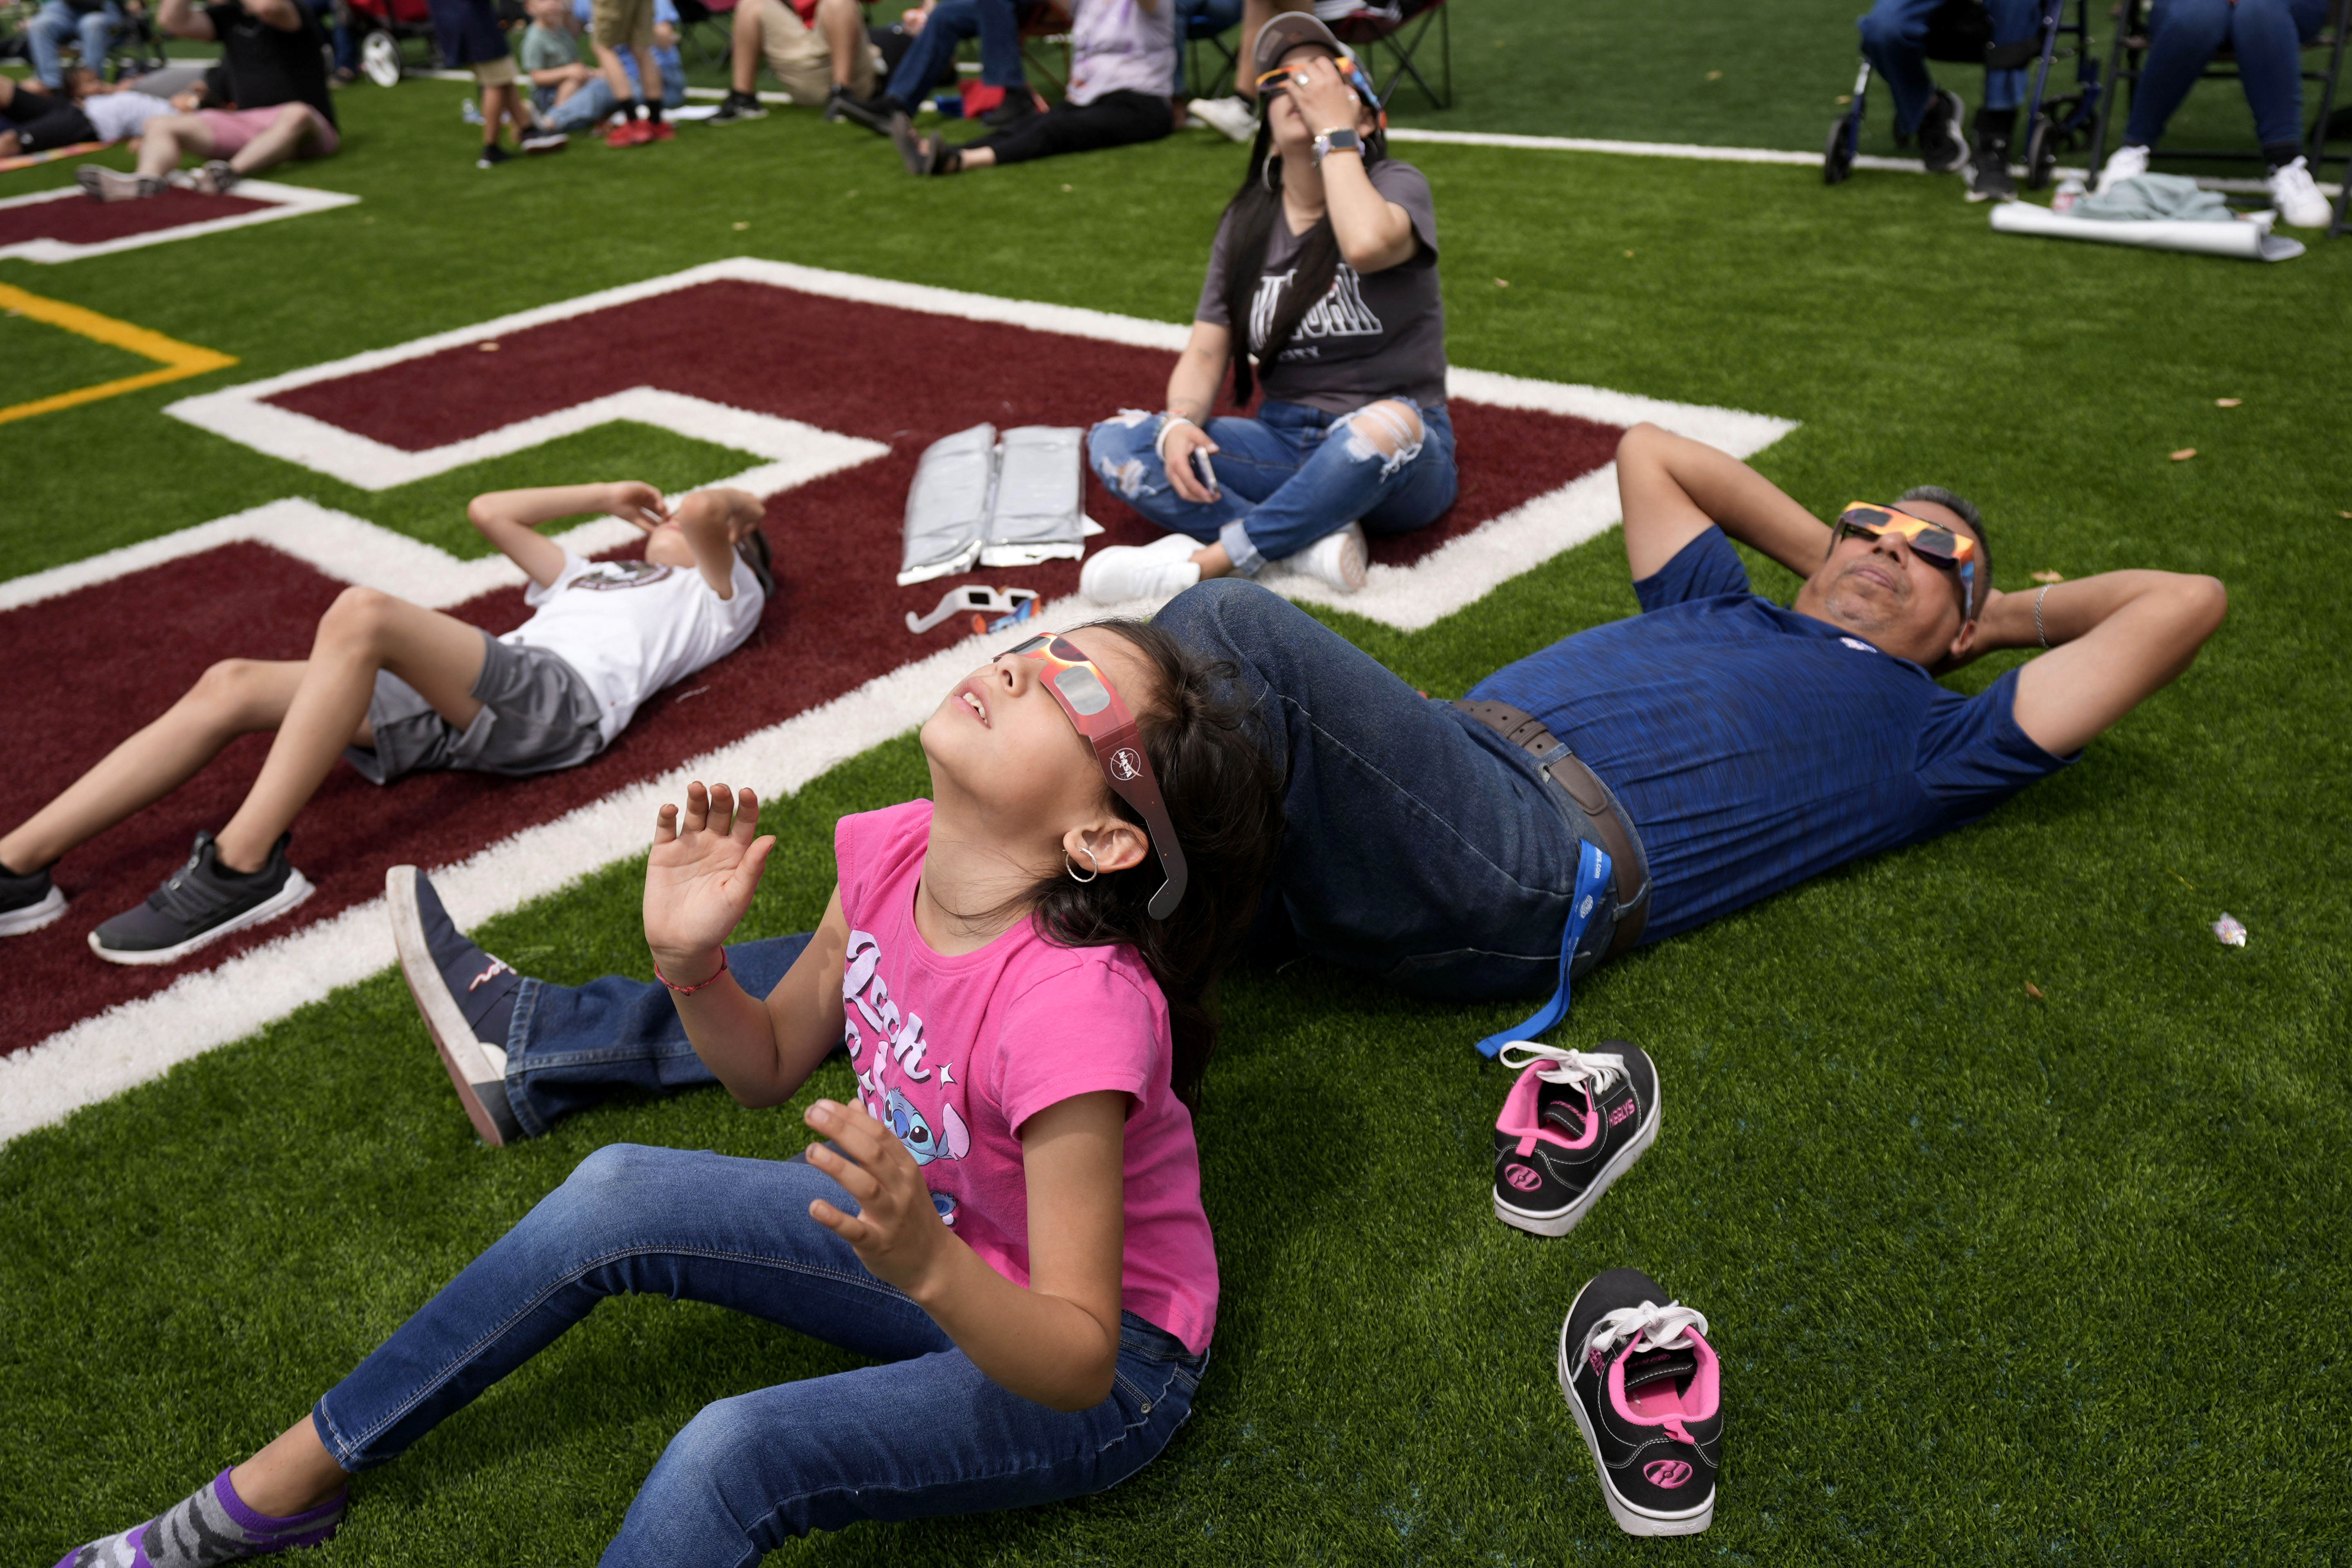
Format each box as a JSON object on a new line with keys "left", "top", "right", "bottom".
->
{"left": 0, "top": 180, "right": 358, "bottom": 265}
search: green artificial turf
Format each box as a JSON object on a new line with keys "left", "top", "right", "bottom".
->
{"left": 4, "top": 16, "right": 2352, "bottom": 1563}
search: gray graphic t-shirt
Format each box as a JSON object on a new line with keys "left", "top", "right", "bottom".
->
{"left": 1195, "top": 158, "right": 1445, "bottom": 415}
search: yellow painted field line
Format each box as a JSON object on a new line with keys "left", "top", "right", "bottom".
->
{"left": 0, "top": 281, "right": 237, "bottom": 426}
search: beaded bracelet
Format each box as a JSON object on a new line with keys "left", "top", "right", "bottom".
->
{"left": 2035, "top": 584, "right": 2052, "bottom": 649}
{"left": 655, "top": 947, "right": 729, "bottom": 994}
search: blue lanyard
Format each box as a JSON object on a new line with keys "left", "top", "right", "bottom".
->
{"left": 1472, "top": 838, "right": 1614, "bottom": 1059}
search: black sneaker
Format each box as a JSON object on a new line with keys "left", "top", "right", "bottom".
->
{"left": 1968, "top": 133, "right": 2016, "bottom": 201}
{"left": 476, "top": 143, "right": 513, "bottom": 169}
{"left": 709, "top": 90, "right": 767, "bottom": 123}
{"left": 89, "top": 831, "right": 314, "bottom": 965}
{"left": 1916, "top": 86, "right": 1970, "bottom": 174}
{"left": 387, "top": 864, "right": 526, "bottom": 1146}
{"left": 823, "top": 85, "right": 894, "bottom": 135}
{"left": 520, "top": 127, "right": 570, "bottom": 153}
{"left": 0, "top": 861, "right": 67, "bottom": 937}
{"left": 1492, "top": 1041, "right": 1660, "bottom": 1237}
{"left": 1559, "top": 1268, "right": 1722, "bottom": 1536}
{"left": 979, "top": 84, "right": 1037, "bottom": 127}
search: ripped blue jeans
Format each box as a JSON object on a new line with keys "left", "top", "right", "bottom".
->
{"left": 1086, "top": 397, "right": 1457, "bottom": 573}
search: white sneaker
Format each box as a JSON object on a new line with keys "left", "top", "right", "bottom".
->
{"left": 2094, "top": 143, "right": 2149, "bottom": 195}
{"left": 2267, "top": 155, "right": 2332, "bottom": 228}
{"left": 1277, "top": 521, "right": 1369, "bottom": 594}
{"left": 1187, "top": 95, "right": 1256, "bottom": 143}
{"left": 1080, "top": 533, "right": 1204, "bottom": 604}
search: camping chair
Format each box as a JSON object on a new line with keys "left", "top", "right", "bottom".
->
{"left": 1825, "top": 0, "right": 2103, "bottom": 186}
{"left": 2087, "top": 0, "right": 2349, "bottom": 226}
{"left": 1017, "top": 0, "right": 1069, "bottom": 96}
{"left": 1325, "top": 0, "right": 1450, "bottom": 111}
{"left": 1185, "top": 4, "right": 1237, "bottom": 100}
{"left": 674, "top": 0, "right": 735, "bottom": 68}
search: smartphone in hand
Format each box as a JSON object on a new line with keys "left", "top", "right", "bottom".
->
{"left": 1191, "top": 448, "right": 1220, "bottom": 499}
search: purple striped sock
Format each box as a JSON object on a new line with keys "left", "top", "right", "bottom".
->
{"left": 54, "top": 1468, "right": 345, "bottom": 1568}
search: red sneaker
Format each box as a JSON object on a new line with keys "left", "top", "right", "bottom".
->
{"left": 645, "top": 119, "right": 675, "bottom": 141}
{"left": 606, "top": 118, "right": 651, "bottom": 147}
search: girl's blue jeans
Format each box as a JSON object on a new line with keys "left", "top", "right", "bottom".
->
{"left": 310, "top": 1143, "right": 1205, "bottom": 1566}
{"left": 1086, "top": 397, "right": 1458, "bottom": 574}
{"left": 2122, "top": 0, "right": 2328, "bottom": 150}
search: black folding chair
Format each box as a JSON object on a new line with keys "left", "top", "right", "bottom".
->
{"left": 2087, "top": 0, "right": 2350, "bottom": 231}
{"left": 1183, "top": 5, "right": 1236, "bottom": 100}
{"left": 673, "top": 0, "right": 735, "bottom": 70}
{"left": 1328, "top": 0, "right": 1450, "bottom": 112}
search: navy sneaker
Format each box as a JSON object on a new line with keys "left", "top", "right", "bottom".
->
{"left": 0, "top": 861, "right": 67, "bottom": 937}
{"left": 387, "top": 865, "right": 525, "bottom": 1146}
{"left": 88, "top": 831, "right": 313, "bottom": 965}
{"left": 1559, "top": 1268, "right": 1722, "bottom": 1536}
{"left": 1492, "top": 1041, "right": 1660, "bottom": 1237}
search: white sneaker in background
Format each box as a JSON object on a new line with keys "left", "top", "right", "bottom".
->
{"left": 1278, "top": 520, "right": 1369, "bottom": 594}
{"left": 1080, "top": 533, "right": 1205, "bottom": 605}
{"left": 1187, "top": 96, "right": 1256, "bottom": 143}
{"left": 2267, "top": 155, "right": 2332, "bottom": 227}
{"left": 2095, "top": 143, "right": 2149, "bottom": 195}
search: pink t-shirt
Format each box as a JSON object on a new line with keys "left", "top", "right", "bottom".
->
{"left": 835, "top": 800, "right": 1218, "bottom": 1354}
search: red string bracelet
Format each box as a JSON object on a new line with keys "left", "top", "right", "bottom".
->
{"left": 655, "top": 948, "right": 729, "bottom": 994}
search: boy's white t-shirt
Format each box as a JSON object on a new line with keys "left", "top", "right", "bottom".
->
{"left": 503, "top": 549, "right": 765, "bottom": 744}
{"left": 84, "top": 92, "right": 179, "bottom": 142}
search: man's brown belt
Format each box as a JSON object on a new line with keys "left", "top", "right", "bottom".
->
{"left": 1452, "top": 699, "right": 1650, "bottom": 963}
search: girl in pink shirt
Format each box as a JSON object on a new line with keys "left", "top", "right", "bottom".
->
{"left": 55, "top": 621, "right": 1283, "bottom": 1568}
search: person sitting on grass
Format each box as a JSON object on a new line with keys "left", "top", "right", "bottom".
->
{"left": 822, "top": 0, "right": 1038, "bottom": 135}
{"left": 427, "top": 0, "right": 567, "bottom": 168}
{"left": 23, "top": 0, "right": 139, "bottom": 91}
{"left": 54, "top": 620, "right": 1283, "bottom": 1567}
{"left": 540, "top": 0, "right": 684, "bottom": 133}
{"left": 0, "top": 483, "right": 772, "bottom": 964}
{"left": 519, "top": 0, "right": 599, "bottom": 114}
{"left": 704, "top": 0, "right": 885, "bottom": 124}
{"left": 74, "top": 0, "right": 338, "bottom": 199}
{"left": 885, "top": 0, "right": 1176, "bottom": 176}
{"left": 2091, "top": 0, "right": 2336, "bottom": 228}
{"left": 392, "top": 426, "right": 2227, "bottom": 1148}
{"left": 1079, "top": 13, "right": 1452, "bottom": 601}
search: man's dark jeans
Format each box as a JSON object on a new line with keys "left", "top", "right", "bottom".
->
{"left": 501, "top": 579, "right": 1623, "bottom": 1135}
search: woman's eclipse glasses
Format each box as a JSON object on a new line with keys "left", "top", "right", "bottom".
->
{"left": 1832, "top": 503, "right": 1978, "bottom": 614}
{"left": 1253, "top": 57, "right": 1387, "bottom": 124}
{"left": 1001, "top": 633, "right": 1188, "bottom": 920}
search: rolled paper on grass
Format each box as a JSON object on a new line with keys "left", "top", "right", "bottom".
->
{"left": 1989, "top": 201, "right": 2306, "bottom": 262}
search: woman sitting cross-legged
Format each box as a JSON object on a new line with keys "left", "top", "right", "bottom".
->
{"left": 1080, "top": 13, "right": 1455, "bottom": 603}
{"left": 50, "top": 623, "right": 1285, "bottom": 1567}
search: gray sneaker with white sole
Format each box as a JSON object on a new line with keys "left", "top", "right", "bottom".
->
{"left": 387, "top": 864, "right": 527, "bottom": 1146}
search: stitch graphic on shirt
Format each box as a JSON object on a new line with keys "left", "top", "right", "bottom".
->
{"left": 568, "top": 560, "right": 675, "bottom": 591}
{"left": 885, "top": 1085, "right": 972, "bottom": 1167}
{"left": 1248, "top": 263, "right": 1384, "bottom": 360}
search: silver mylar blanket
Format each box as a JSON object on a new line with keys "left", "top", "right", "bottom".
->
{"left": 898, "top": 423, "right": 1089, "bottom": 585}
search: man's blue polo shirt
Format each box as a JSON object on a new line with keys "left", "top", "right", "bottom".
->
{"left": 1467, "top": 526, "right": 2070, "bottom": 943}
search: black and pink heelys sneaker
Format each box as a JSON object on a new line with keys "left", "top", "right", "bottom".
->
{"left": 1491, "top": 1041, "right": 1660, "bottom": 1236}
{"left": 1559, "top": 1268, "right": 1722, "bottom": 1536}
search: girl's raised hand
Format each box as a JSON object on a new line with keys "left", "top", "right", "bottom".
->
{"left": 608, "top": 480, "right": 671, "bottom": 532}
{"left": 644, "top": 781, "right": 774, "bottom": 979}
{"left": 803, "top": 1098, "right": 952, "bottom": 1298}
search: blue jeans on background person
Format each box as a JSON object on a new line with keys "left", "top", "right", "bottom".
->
{"left": 1856, "top": 0, "right": 2039, "bottom": 134}
{"left": 1086, "top": 398, "right": 1458, "bottom": 575}
{"left": 2121, "top": 0, "right": 2328, "bottom": 151}
{"left": 882, "top": 0, "right": 1025, "bottom": 107}
{"left": 309, "top": 1143, "right": 1205, "bottom": 1564}
{"left": 28, "top": 0, "right": 124, "bottom": 88}
{"left": 542, "top": 57, "right": 686, "bottom": 128}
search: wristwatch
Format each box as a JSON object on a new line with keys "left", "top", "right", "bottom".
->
{"left": 1312, "top": 127, "right": 1362, "bottom": 163}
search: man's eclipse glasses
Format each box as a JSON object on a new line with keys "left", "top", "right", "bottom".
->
{"left": 1832, "top": 503, "right": 1978, "bottom": 614}
{"left": 1001, "top": 633, "right": 1189, "bottom": 920}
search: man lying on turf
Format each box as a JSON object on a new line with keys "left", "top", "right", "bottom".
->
{"left": 389, "top": 425, "right": 2225, "bottom": 1144}
{"left": 0, "top": 483, "right": 772, "bottom": 964}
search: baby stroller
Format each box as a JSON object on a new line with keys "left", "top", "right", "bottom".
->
{"left": 1824, "top": 0, "right": 2104, "bottom": 189}
{"left": 347, "top": 0, "right": 443, "bottom": 85}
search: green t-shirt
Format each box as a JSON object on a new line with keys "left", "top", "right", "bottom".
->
{"left": 518, "top": 23, "right": 578, "bottom": 75}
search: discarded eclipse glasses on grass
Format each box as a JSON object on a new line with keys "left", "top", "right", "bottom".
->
{"left": 906, "top": 585, "right": 1039, "bottom": 635}
{"left": 1002, "top": 632, "right": 1187, "bottom": 919}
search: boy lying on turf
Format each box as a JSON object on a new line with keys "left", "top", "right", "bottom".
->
{"left": 0, "top": 482, "right": 772, "bottom": 965}
{"left": 53, "top": 622, "right": 1283, "bottom": 1566}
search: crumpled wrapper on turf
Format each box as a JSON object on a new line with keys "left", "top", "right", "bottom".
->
{"left": 899, "top": 423, "right": 997, "bottom": 585}
{"left": 2211, "top": 913, "right": 2247, "bottom": 947}
{"left": 979, "top": 426, "right": 1086, "bottom": 569}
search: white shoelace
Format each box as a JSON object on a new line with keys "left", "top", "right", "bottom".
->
{"left": 1498, "top": 1042, "right": 1626, "bottom": 1099}
{"left": 1584, "top": 1298, "right": 1709, "bottom": 1363}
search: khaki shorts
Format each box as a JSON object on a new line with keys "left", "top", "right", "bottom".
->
{"left": 592, "top": 0, "right": 655, "bottom": 53}
{"left": 472, "top": 54, "right": 519, "bottom": 85}
{"left": 755, "top": 0, "right": 879, "bottom": 101}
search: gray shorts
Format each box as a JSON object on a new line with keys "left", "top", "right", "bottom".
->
{"left": 344, "top": 630, "right": 604, "bottom": 786}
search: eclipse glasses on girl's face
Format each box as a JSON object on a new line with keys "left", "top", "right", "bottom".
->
{"left": 1832, "top": 503, "right": 1978, "bottom": 613}
{"left": 1000, "top": 634, "right": 1188, "bottom": 919}
{"left": 1254, "top": 57, "right": 1386, "bottom": 123}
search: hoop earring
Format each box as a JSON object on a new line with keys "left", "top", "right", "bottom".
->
{"left": 1065, "top": 847, "right": 1100, "bottom": 883}
{"left": 1261, "top": 153, "right": 1281, "bottom": 194}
